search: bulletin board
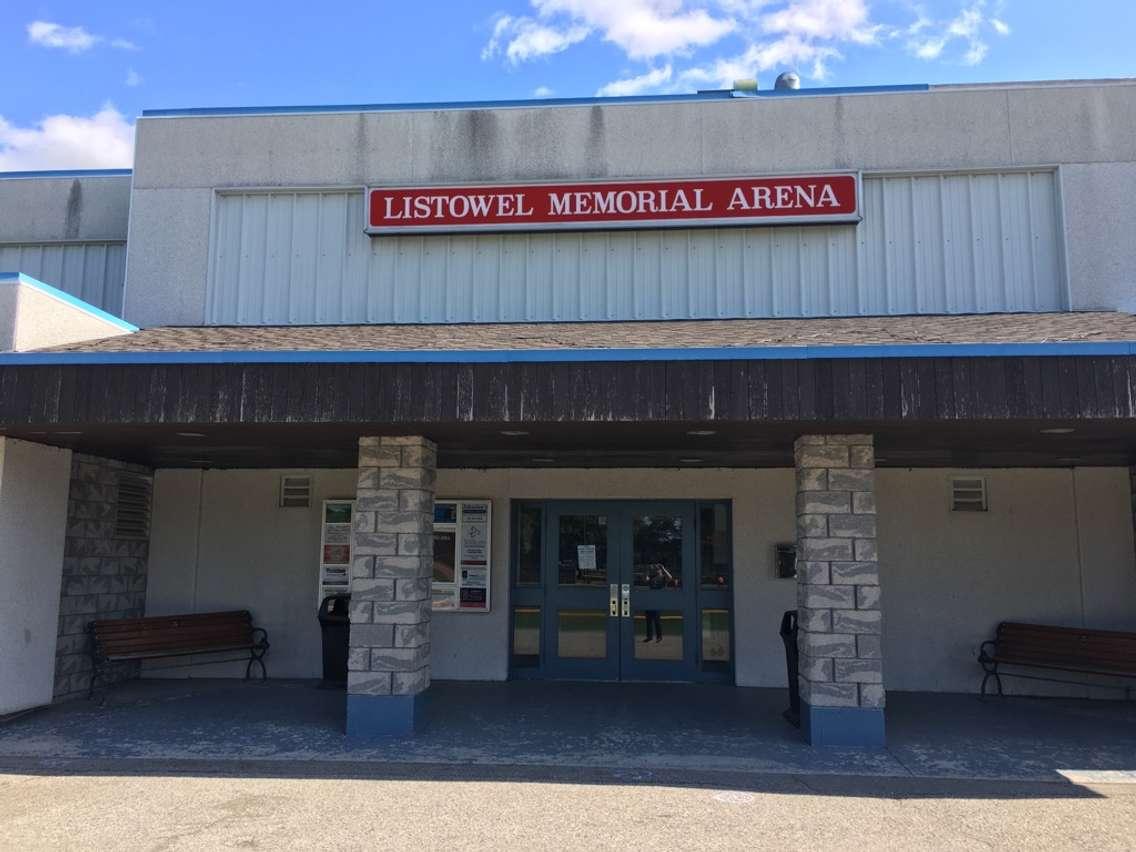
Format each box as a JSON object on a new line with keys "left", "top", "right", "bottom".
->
{"left": 318, "top": 500, "right": 354, "bottom": 604}
{"left": 316, "top": 497, "right": 491, "bottom": 613}
{"left": 431, "top": 500, "right": 492, "bottom": 613}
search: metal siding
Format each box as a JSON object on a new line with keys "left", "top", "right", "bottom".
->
{"left": 0, "top": 241, "right": 126, "bottom": 314}
{"left": 205, "top": 172, "right": 1067, "bottom": 325}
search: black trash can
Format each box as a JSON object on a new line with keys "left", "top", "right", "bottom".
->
{"left": 779, "top": 609, "right": 801, "bottom": 728}
{"left": 318, "top": 594, "right": 351, "bottom": 688}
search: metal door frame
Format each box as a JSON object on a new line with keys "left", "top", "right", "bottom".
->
{"left": 508, "top": 499, "right": 734, "bottom": 683}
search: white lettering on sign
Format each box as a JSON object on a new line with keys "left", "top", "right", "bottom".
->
{"left": 367, "top": 174, "right": 860, "bottom": 234}
{"left": 385, "top": 193, "right": 535, "bottom": 220}
{"left": 726, "top": 183, "right": 840, "bottom": 211}
{"left": 547, "top": 188, "right": 713, "bottom": 217}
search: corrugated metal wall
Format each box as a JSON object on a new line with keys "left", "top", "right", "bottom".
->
{"left": 206, "top": 171, "right": 1066, "bottom": 325}
{"left": 0, "top": 241, "right": 127, "bottom": 314}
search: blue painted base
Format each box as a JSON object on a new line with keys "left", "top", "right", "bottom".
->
{"left": 346, "top": 693, "right": 426, "bottom": 738}
{"left": 801, "top": 702, "right": 886, "bottom": 748}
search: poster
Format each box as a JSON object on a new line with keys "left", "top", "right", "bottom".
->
{"left": 318, "top": 500, "right": 354, "bottom": 603}
{"left": 317, "top": 498, "right": 491, "bottom": 613}
{"left": 577, "top": 544, "right": 597, "bottom": 572}
{"left": 455, "top": 501, "right": 491, "bottom": 611}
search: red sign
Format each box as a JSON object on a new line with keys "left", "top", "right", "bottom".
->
{"left": 366, "top": 174, "right": 859, "bottom": 235}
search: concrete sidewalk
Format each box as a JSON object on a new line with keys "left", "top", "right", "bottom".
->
{"left": 1, "top": 680, "right": 1134, "bottom": 784}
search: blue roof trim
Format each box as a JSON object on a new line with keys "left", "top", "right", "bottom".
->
{"left": 2, "top": 339, "right": 1132, "bottom": 366}
{"left": 0, "top": 273, "right": 139, "bottom": 332}
{"left": 140, "top": 84, "right": 931, "bottom": 119}
{"left": 0, "top": 169, "right": 131, "bottom": 179}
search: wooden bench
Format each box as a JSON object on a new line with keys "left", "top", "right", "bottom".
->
{"left": 978, "top": 621, "right": 1136, "bottom": 696}
{"left": 88, "top": 610, "right": 269, "bottom": 698}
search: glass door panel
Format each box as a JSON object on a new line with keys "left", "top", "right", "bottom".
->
{"left": 542, "top": 506, "right": 620, "bottom": 679}
{"left": 620, "top": 505, "right": 698, "bottom": 681}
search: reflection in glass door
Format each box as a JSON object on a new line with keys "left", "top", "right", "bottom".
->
{"left": 543, "top": 506, "right": 619, "bottom": 679}
{"left": 512, "top": 500, "right": 732, "bottom": 682}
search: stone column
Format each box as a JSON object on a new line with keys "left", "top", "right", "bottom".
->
{"left": 794, "top": 434, "right": 884, "bottom": 747}
{"left": 346, "top": 436, "right": 435, "bottom": 737}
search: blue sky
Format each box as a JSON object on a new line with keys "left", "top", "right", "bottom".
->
{"left": 1, "top": 1, "right": 1133, "bottom": 169}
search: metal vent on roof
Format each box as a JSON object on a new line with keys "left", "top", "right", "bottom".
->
{"left": 115, "top": 474, "right": 152, "bottom": 539}
{"left": 950, "top": 477, "right": 988, "bottom": 512}
{"left": 279, "top": 475, "right": 312, "bottom": 508}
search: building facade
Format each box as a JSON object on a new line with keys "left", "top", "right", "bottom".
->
{"left": 1, "top": 78, "right": 1135, "bottom": 746}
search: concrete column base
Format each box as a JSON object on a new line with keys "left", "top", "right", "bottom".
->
{"left": 801, "top": 702, "right": 886, "bottom": 748}
{"left": 346, "top": 693, "right": 426, "bottom": 738}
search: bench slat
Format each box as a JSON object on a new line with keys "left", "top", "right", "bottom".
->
{"left": 90, "top": 611, "right": 264, "bottom": 663}
{"left": 986, "top": 621, "right": 1136, "bottom": 681}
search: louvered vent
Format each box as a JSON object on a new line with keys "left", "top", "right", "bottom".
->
{"left": 115, "top": 474, "right": 152, "bottom": 539}
{"left": 279, "top": 475, "right": 312, "bottom": 508}
{"left": 951, "top": 477, "right": 988, "bottom": 512}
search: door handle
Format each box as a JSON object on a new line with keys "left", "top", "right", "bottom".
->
{"left": 609, "top": 584, "right": 619, "bottom": 617}
{"left": 621, "top": 584, "right": 630, "bottom": 618}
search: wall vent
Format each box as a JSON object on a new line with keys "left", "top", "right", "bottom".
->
{"left": 950, "top": 477, "right": 988, "bottom": 512}
{"left": 115, "top": 474, "right": 152, "bottom": 539}
{"left": 279, "top": 475, "right": 312, "bottom": 508}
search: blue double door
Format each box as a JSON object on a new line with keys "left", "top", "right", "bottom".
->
{"left": 530, "top": 501, "right": 709, "bottom": 681}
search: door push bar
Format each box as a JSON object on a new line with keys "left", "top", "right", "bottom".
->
{"left": 609, "top": 584, "right": 633, "bottom": 618}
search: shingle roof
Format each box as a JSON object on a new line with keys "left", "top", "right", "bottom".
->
{"left": 34, "top": 312, "right": 1136, "bottom": 354}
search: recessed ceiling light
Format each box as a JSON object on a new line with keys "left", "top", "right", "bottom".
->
{"left": 176, "top": 431, "right": 206, "bottom": 438}
{"left": 532, "top": 457, "right": 555, "bottom": 464}
{"left": 1040, "top": 427, "right": 1074, "bottom": 435}
{"left": 500, "top": 430, "right": 529, "bottom": 437}
{"left": 679, "top": 458, "right": 703, "bottom": 464}
{"left": 687, "top": 429, "right": 717, "bottom": 437}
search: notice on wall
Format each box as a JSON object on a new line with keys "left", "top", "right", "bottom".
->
{"left": 318, "top": 500, "right": 354, "bottom": 604}
{"left": 432, "top": 500, "right": 492, "bottom": 613}
{"left": 316, "top": 498, "right": 491, "bottom": 613}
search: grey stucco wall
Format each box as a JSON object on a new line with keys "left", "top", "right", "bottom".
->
{"left": 0, "top": 175, "right": 131, "bottom": 243}
{"left": 123, "top": 81, "right": 1136, "bottom": 326}
{"left": 54, "top": 454, "right": 152, "bottom": 702}
{"left": 143, "top": 464, "right": 1136, "bottom": 694}
{"left": 0, "top": 279, "right": 132, "bottom": 352}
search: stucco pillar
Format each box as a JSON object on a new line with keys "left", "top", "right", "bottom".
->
{"left": 794, "top": 434, "right": 885, "bottom": 747}
{"left": 346, "top": 436, "right": 435, "bottom": 737}
{"left": 0, "top": 438, "right": 73, "bottom": 716}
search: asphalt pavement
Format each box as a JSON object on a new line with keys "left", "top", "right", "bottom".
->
{"left": 1, "top": 761, "right": 1134, "bottom": 850}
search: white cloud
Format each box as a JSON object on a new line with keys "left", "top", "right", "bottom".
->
{"left": 27, "top": 21, "right": 99, "bottom": 53}
{"left": 26, "top": 20, "right": 142, "bottom": 54}
{"left": 906, "top": 1, "right": 1009, "bottom": 66}
{"left": 533, "top": 85, "right": 556, "bottom": 97}
{"left": 678, "top": 34, "right": 840, "bottom": 87}
{"left": 0, "top": 105, "right": 134, "bottom": 171}
{"left": 597, "top": 65, "right": 673, "bottom": 96}
{"left": 125, "top": 68, "right": 143, "bottom": 87}
{"left": 484, "top": 1, "right": 1013, "bottom": 97}
{"left": 506, "top": 20, "right": 590, "bottom": 63}
{"left": 484, "top": 1, "right": 736, "bottom": 64}
{"left": 761, "top": 0, "right": 879, "bottom": 46}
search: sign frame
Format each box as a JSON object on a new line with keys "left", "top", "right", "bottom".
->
{"left": 365, "top": 172, "right": 862, "bottom": 236}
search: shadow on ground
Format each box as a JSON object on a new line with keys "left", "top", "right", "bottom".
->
{"left": 0, "top": 680, "right": 1133, "bottom": 796}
